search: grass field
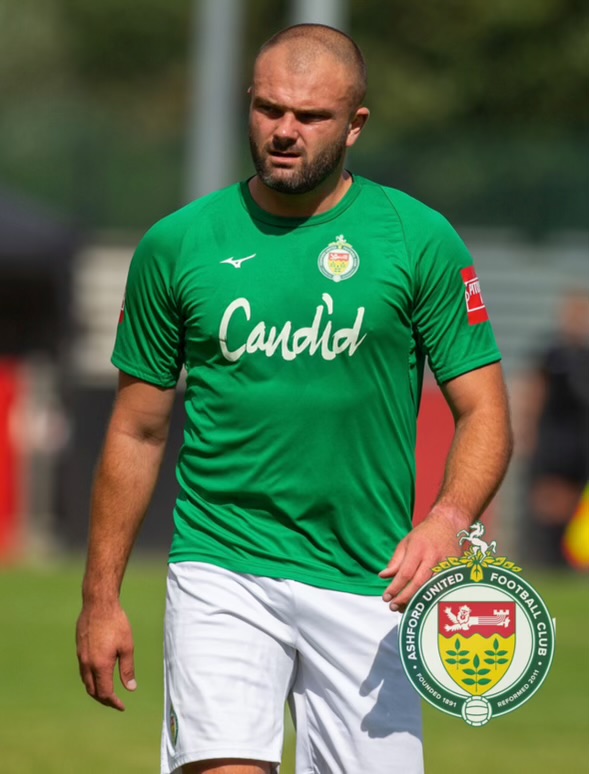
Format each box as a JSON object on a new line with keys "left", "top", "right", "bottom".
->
{"left": 0, "top": 558, "right": 587, "bottom": 773}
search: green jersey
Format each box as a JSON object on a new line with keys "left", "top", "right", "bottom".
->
{"left": 112, "top": 175, "right": 500, "bottom": 594}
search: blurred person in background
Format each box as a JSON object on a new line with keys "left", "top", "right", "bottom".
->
{"left": 76, "top": 23, "right": 512, "bottom": 774}
{"left": 518, "top": 289, "right": 589, "bottom": 568}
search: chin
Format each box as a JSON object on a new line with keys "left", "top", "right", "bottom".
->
{"left": 263, "top": 171, "right": 300, "bottom": 191}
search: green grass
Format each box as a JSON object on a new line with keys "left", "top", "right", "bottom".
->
{"left": 0, "top": 560, "right": 587, "bottom": 773}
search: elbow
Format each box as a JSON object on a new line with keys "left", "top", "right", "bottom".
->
{"left": 109, "top": 418, "right": 171, "bottom": 447}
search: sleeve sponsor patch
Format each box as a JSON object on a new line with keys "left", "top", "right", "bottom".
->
{"left": 461, "top": 266, "right": 489, "bottom": 325}
{"left": 118, "top": 288, "right": 126, "bottom": 324}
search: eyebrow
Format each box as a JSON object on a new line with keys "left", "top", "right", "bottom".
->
{"left": 252, "top": 96, "right": 334, "bottom": 119}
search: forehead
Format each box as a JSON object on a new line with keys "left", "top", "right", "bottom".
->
{"left": 253, "top": 47, "right": 351, "bottom": 112}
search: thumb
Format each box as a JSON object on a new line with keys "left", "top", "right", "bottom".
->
{"left": 119, "top": 650, "right": 137, "bottom": 692}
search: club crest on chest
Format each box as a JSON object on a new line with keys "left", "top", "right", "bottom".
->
{"left": 318, "top": 235, "right": 360, "bottom": 282}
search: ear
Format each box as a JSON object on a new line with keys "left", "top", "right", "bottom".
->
{"left": 346, "top": 107, "right": 370, "bottom": 148}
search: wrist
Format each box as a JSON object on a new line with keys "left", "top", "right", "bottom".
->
{"left": 427, "top": 502, "right": 473, "bottom": 533}
{"left": 81, "top": 582, "right": 121, "bottom": 610}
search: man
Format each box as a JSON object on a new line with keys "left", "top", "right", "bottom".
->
{"left": 76, "top": 23, "right": 512, "bottom": 774}
{"left": 518, "top": 289, "right": 589, "bottom": 566}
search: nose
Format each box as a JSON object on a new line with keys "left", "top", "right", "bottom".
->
{"left": 272, "top": 113, "right": 298, "bottom": 146}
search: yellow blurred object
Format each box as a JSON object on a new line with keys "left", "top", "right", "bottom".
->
{"left": 562, "top": 483, "right": 589, "bottom": 570}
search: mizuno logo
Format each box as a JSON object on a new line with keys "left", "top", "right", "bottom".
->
{"left": 220, "top": 253, "right": 256, "bottom": 269}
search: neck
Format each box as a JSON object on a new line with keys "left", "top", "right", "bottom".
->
{"left": 248, "top": 168, "right": 353, "bottom": 218}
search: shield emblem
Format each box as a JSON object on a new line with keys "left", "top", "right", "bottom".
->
{"left": 327, "top": 250, "right": 350, "bottom": 276}
{"left": 438, "top": 601, "right": 516, "bottom": 695}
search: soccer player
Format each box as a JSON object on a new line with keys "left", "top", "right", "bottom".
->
{"left": 76, "top": 23, "right": 512, "bottom": 774}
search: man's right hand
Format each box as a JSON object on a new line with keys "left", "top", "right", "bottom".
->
{"left": 76, "top": 603, "right": 137, "bottom": 711}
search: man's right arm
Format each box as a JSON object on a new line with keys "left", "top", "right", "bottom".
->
{"left": 76, "top": 372, "right": 176, "bottom": 711}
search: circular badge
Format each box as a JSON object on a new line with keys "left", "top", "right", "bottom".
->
{"left": 318, "top": 234, "right": 359, "bottom": 282}
{"left": 399, "top": 528, "right": 555, "bottom": 727}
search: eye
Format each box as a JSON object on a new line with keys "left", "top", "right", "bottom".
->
{"left": 257, "top": 104, "right": 282, "bottom": 119}
{"left": 298, "top": 113, "right": 328, "bottom": 124}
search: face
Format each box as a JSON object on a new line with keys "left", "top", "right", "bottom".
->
{"left": 248, "top": 48, "right": 365, "bottom": 195}
{"left": 560, "top": 294, "right": 589, "bottom": 343}
{"left": 249, "top": 118, "right": 350, "bottom": 195}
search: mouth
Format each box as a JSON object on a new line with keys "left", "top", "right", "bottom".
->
{"left": 268, "top": 149, "right": 301, "bottom": 159}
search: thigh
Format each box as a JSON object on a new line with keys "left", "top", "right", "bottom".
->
{"left": 289, "top": 584, "right": 423, "bottom": 774}
{"left": 161, "top": 562, "right": 296, "bottom": 774}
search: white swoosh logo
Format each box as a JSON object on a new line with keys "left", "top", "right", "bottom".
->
{"left": 220, "top": 253, "right": 256, "bottom": 269}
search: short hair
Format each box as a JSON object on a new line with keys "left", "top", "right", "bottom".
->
{"left": 256, "top": 24, "right": 367, "bottom": 110}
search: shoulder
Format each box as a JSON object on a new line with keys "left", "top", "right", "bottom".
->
{"left": 355, "top": 176, "right": 450, "bottom": 231}
{"left": 140, "top": 183, "right": 241, "bottom": 253}
{"left": 355, "top": 176, "right": 471, "bottom": 273}
{"left": 129, "top": 184, "right": 242, "bottom": 279}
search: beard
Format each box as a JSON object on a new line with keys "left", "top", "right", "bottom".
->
{"left": 249, "top": 128, "right": 348, "bottom": 195}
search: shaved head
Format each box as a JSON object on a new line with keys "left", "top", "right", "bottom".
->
{"left": 256, "top": 24, "right": 367, "bottom": 111}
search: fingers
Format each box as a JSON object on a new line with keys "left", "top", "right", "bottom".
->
{"left": 378, "top": 541, "right": 405, "bottom": 580}
{"left": 78, "top": 650, "right": 125, "bottom": 710}
{"left": 78, "top": 658, "right": 96, "bottom": 699}
{"left": 378, "top": 539, "right": 413, "bottom": 606}
{"left": 94, "top": 661, "right": 126, "bottom": 712}
{"left": 78, "top": 642, "right": 126, "bottom": 710}
{"left": 381, "top": 550, "right": 421, "bottom": 611}
{"left": 81, "top": 653, "right": 132, "bottom": 711}
{"left": 382, "top": 561, "right": 433, "bottom": 612}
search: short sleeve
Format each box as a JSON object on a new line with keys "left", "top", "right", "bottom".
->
{"left": 111, "top": 224, "right": 184, "bottom": 387}
{"left": 410, "top": 211, "right": 501, "bottom": 384}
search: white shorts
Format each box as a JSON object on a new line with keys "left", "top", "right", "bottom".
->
{"left": 161, "top": 562, "right": 423, "bottom": 774}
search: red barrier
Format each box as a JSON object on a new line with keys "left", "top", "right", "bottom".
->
{"left": 414, "top": 381, "right": 495, "bottom": 528}
{"left": 0, "top": 360, "right": 23, "bottom": 559}
{"left": 414, "top": 383, "right": 454, "bottom": 524}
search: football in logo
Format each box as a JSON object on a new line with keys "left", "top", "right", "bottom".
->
{"left": 318, "top": 235, "right": 360, "bottom": 282}
{"left": 399, "top": 522, "right": 555, "bottom": 726}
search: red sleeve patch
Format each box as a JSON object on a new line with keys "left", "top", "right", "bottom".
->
{"left": 118, "top": 289, "right": 126, "bottom": 324}
{"left": 460, "top": 266, "right": 489, "bottom": 325}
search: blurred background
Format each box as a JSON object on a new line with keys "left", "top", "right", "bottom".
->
{"left": 0, "top": 1, "right": 587, "bottom": 772}
{"left": 1, "top": 0, "right": 587, "bottom": 565}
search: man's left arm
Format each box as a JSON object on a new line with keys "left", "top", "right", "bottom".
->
{"left": 379, "top": 361, "right": 513, "bottom": 611}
